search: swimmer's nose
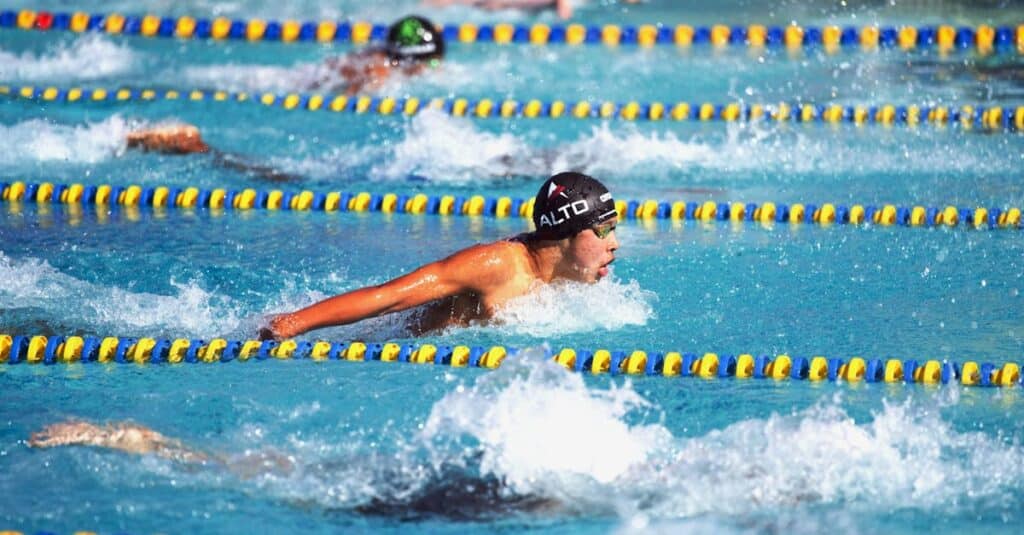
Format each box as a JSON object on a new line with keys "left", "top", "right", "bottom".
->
{"left": 608, "top": 230, "right": 619, "bottom": 252}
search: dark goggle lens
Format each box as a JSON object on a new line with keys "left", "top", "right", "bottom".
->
{"left": 592, "top": 224, "right": 615, "bottom": 239}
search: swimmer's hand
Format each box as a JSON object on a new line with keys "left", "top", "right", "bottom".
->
{"left": 257, "top": 326, "right": 277, "bottom": 341}
{"left": 258, "top": 314, "right": 302, "bottom": 341}
{"left": 126, "top": 124, "right": 211, "bottom": 155}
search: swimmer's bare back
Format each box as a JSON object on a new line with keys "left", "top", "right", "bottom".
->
{"left": 316, "top": 50, "right": 427, "bottom": 95}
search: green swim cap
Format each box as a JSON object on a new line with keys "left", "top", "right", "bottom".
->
{"left": 386, "top": 15, "right": 445, "bottom": 65}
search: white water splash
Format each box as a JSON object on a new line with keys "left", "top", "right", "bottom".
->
{"left": 420, "top": 359, "right": 1024, "bottom": 517}
{"left": 372, "top": 108, "right": 540, "bottom": 182}
{"left": 492, "top": 278, "right": 656, "bottom": 337}
{"left": 181, "top": 62, "right": 330, "bottom": 93}
{"left": 0, "top": 34, "right": 136, "bottom": 81}
{"left": 423, "top": 353, "right": 671, "bottom": 492}
{"left": 0, "top": 252, "right": 240, "bottom": 337}
{"left": 0, "top": 116, "right": 134, "bottom": 165}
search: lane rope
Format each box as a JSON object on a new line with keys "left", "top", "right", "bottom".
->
{"left": 1, "top": 333, "right": 1020, "bottom": 388}
{"left": 2, "top": 181, "right": 1021, "bottom": 231}
{"left": 1, "top": 9, "right": 1022, "bottom": 54}
{"left": 4, "top": 84, "right": 1022, "bottom": 131}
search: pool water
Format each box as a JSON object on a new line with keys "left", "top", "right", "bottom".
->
{"left": 2, "top": 0, "right": 1024, "bottom": 533}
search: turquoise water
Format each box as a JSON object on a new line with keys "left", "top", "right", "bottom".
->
{"left": 2, "top": 0, "right": 1024, "bottom": 533}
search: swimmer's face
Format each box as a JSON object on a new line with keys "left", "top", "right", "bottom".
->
{"left": 566, "top": 218, "right": 618, "bottom": 283}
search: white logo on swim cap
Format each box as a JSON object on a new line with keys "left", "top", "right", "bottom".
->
{"left": 538, "top": 200, "right": 590, "bottom": 228}
{"left": 395, "top": 43, "right": 438, "bottom": 55}
{"left": 599, "top": 192, "right": 612, "bottom": 202}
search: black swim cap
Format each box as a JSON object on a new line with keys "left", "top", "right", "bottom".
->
{"left": 386, "top": 15, "right": 445, "bottom": 65}
{"left": 532, "top": 172, "right": 617, "bottom": 240}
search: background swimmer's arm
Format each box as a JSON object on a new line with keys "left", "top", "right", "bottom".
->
{"left": 30, "top": 421, "right": 295, "bottom": 478}
{"left": 127, "top": 125, "right": 299, "bottom": 183}
{"left": 266, "top": 244, "right": 512, "bottom": 338}
{"left": 29, "top": 421, "right": 211, "bottom": 464}
{"left": 126, "top": 125, "right": 210, "bottom": 154}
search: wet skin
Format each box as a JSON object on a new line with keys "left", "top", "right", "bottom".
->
{"left": 267, "top": 220, "right": 619, "bottom": 338}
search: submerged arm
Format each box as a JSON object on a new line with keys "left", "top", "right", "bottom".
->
{"left": 29, "top": 420, "right": 295, "bottom": 478}
{"left": 29, "top": 421, "right": 210, "bottom": 464}
{"left": 125, "top": 125, "right": 300, "bottom": 183}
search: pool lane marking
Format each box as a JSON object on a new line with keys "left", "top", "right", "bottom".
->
{"left": 3, "top": 85, "right": 1023, "bottom": 132}
{"left": 2, "top": 181, "right": 1021, "bottom": 231}
{"left": 1, "top": 9, "right": 1022, "bottom": 55}
{"left": 1, "top": 334, "right": 1020, "bottom": 388}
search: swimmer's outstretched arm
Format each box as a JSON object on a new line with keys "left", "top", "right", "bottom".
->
{"left": 29, "top": 420, "right": 296, "bottom": 478}
{"left": 126, "top": 124, "right": 300, "bottom": 183}
{"left": 126, "top": 124, "right": 210, "bottom": 155}
{"left": 29, "top": 420, "right": 210, "bottom": 464}
{"left": 265, "top": 242, "right": 515, "bottom": 339}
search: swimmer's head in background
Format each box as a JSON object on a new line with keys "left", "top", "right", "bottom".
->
{"left": 532, "top": 172, "right": 617, "bottom": 240}
{"left": 386, "top": 15, "right": 445, "bottom": 67}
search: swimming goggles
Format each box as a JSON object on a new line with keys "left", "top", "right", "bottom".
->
{"left": 591, "top": 222, "right": 617, "bottom": 239}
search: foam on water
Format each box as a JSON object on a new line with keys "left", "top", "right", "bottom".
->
{"left": 0, "top": 116, "right": 135, "bottom": 165}
{"left": 8, "top": 106, "right": 1016, "bottom": 188}
{"left": 0, "top": 252, "right": 242, "bottom": 337}
{"left": 89, "top": 355, "right": 1019, "bottom": 522}
{"left": 181, "top": 62, "right": 328, "bottom": 93}
{"left": 372, "top": 109, "right": 540, "bottom": 182}
{"left": 424, "top": 359, "right": 1024, "bottom": 518}
{"left": 265, "top": 111, "right": 1023, "bottom": 185}
{"left": 0, "top": 35, "right": 136, "bottom": 82}
{"left": 421, "top": 352, "right": 671, "bottom": 493}
{"left": 491, "top": 278, "right": 656, "bottom": 337}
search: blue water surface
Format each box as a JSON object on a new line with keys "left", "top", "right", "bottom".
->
{"left": 1, "top": 0, "right": 1024, "bottom": 533}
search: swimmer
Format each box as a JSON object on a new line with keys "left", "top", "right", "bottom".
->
{"left": 28, "top": 420, "right": 556, "bottom": 517}
{"left": 261, "top": 171, "right": 620, "bottom": 339}
{"left": 114, "top": 14, "right": 448, "bottom": 179}
{"left": 313, "top": 14, "right": 446, "bottom": 94}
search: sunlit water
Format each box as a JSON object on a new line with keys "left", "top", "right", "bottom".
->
{"left": 1, "top": 0, "right": 1023, "bottom": 533}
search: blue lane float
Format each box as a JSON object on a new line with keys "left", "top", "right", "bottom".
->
{"left": 3, "top": 84, "right": 1022, "bottom": 132}
{"left": 2, "top": 9, "right": 1020, "bottom": 56}
{"left": 2, "top": 333, "right": 1021, "bottom": 388}
{"left": 2, "top": 181, "right": 1021, "bottom": 231}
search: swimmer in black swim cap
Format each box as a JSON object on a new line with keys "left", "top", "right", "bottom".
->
{"left": 532, "top": 172, "right": 618, "bottom": 240}
{"left": 252, "top": 172, "right": 619, "bottom": 340}
{"left": 316, "top": 15, "right": 446, "bottom": 95}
